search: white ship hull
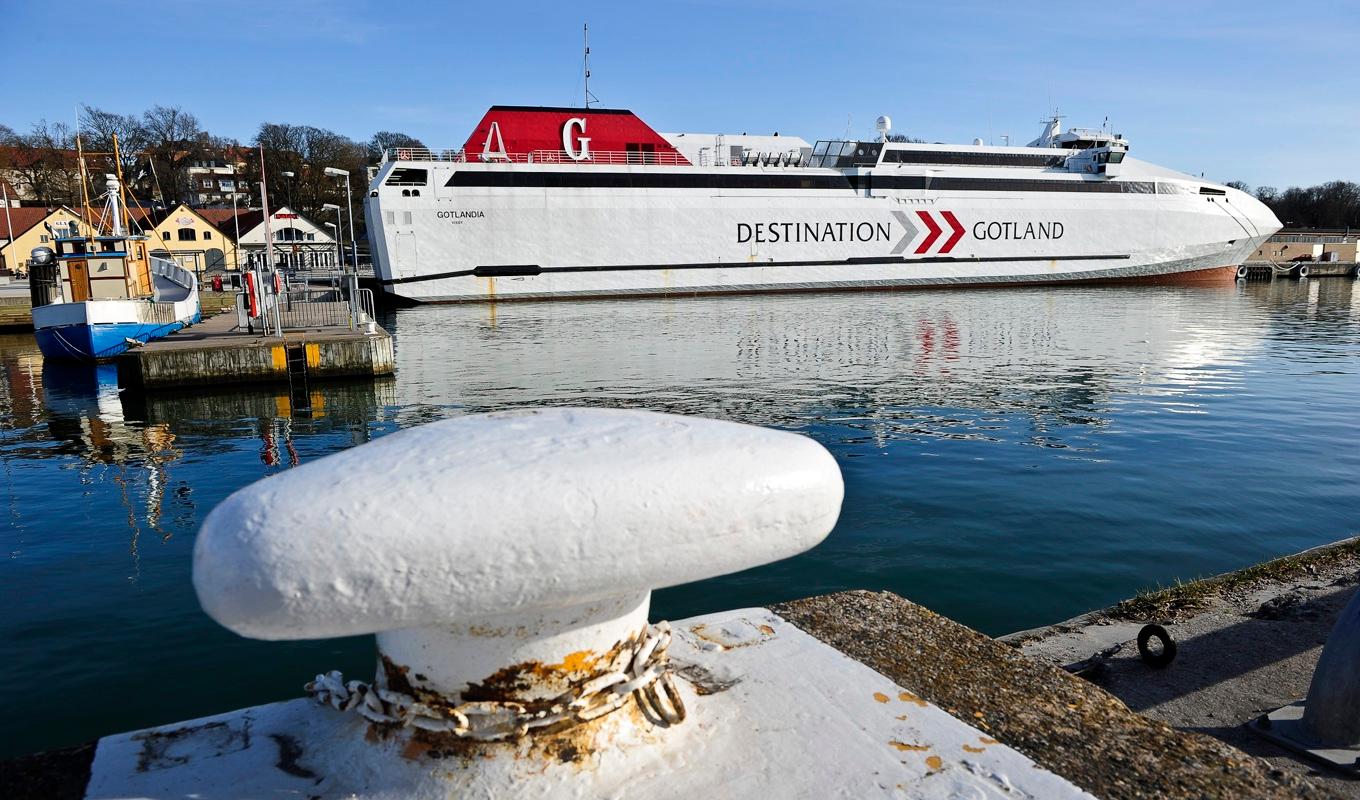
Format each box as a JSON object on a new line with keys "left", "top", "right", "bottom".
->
{"left": 365, "top": 107, "right": 1281, "bottom": 303}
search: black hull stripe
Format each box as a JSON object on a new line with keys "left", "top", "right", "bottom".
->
{"left": 444, "top": 171, "right": 1156, "bottom": 194}
{"left": 381, "top": 253, "right": 1131, "bottom": 286}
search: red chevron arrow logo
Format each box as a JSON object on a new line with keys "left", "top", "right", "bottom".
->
{"left": 939, "top": 211, "right": 965, "bottom": 254}
{"left": 914, "top": 210, "right": 941, "bottom": 254}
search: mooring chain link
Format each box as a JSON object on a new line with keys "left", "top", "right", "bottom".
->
{"left": 305, "top": 622, "right": 686, "bottom": 741}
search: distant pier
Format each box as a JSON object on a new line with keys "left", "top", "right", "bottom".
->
{"left": 116, "top": 309, "right": 393, "bottom": 391}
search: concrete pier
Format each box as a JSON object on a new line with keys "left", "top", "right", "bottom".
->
{"left": 1010, "top": 536, "right": 1360, "bottom": 797}
{"left": 116, "top": 311, "right": 394, "bottom": 391}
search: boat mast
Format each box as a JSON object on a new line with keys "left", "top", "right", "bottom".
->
{"left": 74, "top": 134, "right": 95, "bottom": 237}
{"left": 111, "top": 133, "right": 130, "bottom": 237}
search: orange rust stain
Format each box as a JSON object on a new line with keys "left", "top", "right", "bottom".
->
{"left": 889, "top": 740, "right": 930, "bottom": 752}
{"left": 979, "top": 736, "right": 999, "bottom": 745}
{"left": 962, "top": 744, "right": 986, "bottom": 753}
{"left": 548, "top": 650, "right": 599, "bottom": 673}
{"left": 895, "top": 714, "right": 909, "bottom": 721}
{"left": 925, "top": 755, "right": 944, "bottom": 771}
{"left": 758, "top": 624, "right": 775, "bottom": 635}
{"left": 873, "top": 692, "right": 891, "bottom": 703}
{"left": 898, "top": 691, "right": 928, "bottom": 707}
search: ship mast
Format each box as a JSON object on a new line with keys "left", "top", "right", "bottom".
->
{"left": 583, "top": 24, "right": 596, "bottom": 109}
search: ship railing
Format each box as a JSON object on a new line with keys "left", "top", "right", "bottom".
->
{"left": 383, "top": 147, "right": 691, "bottom": 166}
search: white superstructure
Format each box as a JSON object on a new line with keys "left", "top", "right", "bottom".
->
{"left": 365, "top": 106, "right": 1281, "bottom": 303}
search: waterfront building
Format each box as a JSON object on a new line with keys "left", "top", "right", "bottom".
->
{"left": 1250, "top": 229, "right": 1360, "bottom": 262}
{"left": 0, "top": 206, "right": 85, "bottom": 273}
{"left": 143, "top": 203, "right": 237, "bottom": 275}
{"left": 207, "top": 205, "right": 339, "bottom": 270}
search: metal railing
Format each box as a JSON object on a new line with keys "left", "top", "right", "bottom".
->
{"left": 384, "top": 147, "right": 691, "bottom": 166}
{"left": 268, "top": 280, "right": 375, "bottom": 331}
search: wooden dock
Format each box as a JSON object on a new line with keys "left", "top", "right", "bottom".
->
{"left": 116, "top": 311, "right": 394, "bottom": 391}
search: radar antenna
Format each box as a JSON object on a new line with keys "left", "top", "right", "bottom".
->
{"left": 583, "top": 24, "right": 598, "bottom": 109}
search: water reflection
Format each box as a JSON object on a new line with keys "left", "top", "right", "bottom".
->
{"left": 384, "top": 284, "right": 1270, "bottom": 449}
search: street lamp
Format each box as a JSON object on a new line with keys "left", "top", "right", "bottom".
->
{"left": 323, "top": 167, "right": 358, "bottom": 273}
{"left": 225, "top": 163, "right": 243, "bottom": 273}
{"left": 280, "top": 170, "right": 296, "bottom": 211}
{"left": 322, "top": 204, "right": 343, "bottom": 268}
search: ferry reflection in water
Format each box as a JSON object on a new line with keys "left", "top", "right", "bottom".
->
{"left": 2, "top": 278, "right": 1359, "bottom": 760}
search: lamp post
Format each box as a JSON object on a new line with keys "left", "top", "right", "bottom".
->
{"left": 321, "top": 203, "right": 344, "bottom": 269}
{"left": 323, "top": 167, "right": 358, "bottom": 273}
{"left": 225, "top": 164, "right": 244, "bottom": 273}
{"left": 280, "top": 170, "right": 296, "bottom": 209}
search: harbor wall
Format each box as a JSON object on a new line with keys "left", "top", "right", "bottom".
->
{"left": 117, "top": 330, "right": 394, "bottom": 390}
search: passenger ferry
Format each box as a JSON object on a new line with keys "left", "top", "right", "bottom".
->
{"left": 365, "top": 106, "right": 1281, "bottom": 303}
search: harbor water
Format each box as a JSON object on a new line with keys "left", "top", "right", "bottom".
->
{"left": 3, "top": 278, "right": 1360, "bottom": 758}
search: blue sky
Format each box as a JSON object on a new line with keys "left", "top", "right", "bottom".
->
{"left": 2, "top": 0, "right": 1355, "bottom": 189}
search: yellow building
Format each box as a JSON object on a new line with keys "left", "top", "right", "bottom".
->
{"left": 0, "top": 206, "right": 89, "bottom": 273}
{"left": 143, "top": 203, "right": 238, "bottom": 275}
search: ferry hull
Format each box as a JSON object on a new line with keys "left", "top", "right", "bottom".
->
{"left": 369, "top": 175, "right": 1277, "bottom": 304}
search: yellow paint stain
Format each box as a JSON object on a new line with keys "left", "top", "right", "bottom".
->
{"left": 962, "top": 744, "right": 986, "bottom": 753}
{"left": 979, "top": 737, "right": 999, "bottom": 745}
{"left": 899, "top": 692, "right": 928, "bottom": 707}
{"left": 889, "top": 740, "right": 929, "bottom": 752}
{"left": 925, "top": 755, "right": 943, "bottom": 771}
{"left": 873, "top": 692, "right": 890, "bottom": 703}
{"left": 305, "top": 342, "right": 321, "bottom": 369}
{"left": 270, "top": 344, "right": 286, "bottom": 371}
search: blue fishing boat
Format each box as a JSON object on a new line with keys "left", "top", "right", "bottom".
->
{"left": 29, "top": 154, "right": 200, "bottom": 361}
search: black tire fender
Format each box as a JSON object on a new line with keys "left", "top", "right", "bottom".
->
{"left": 1137, "top": 624, "right": 1177, "bottom": 668}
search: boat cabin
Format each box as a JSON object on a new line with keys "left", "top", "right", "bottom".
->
{"left": 48, "top": 220, "right": 152, "bottom": 302}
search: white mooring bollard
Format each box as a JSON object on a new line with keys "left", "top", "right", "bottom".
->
{"left": 81, "top": 408, "right": 1095, "bottom": 799}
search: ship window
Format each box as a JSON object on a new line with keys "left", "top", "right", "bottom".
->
{"left": 178, "top": 228, "right": 197, "bottom": 241}
{"left": 402, "top": 212, "right": 412, "bottom": 224}
{"left": 883, "top": 150, "right": 1066, "bottom": 167}
{"left": 385, "top": 211, "right": 395, "bottom": 223}
{"left": 386, "top": 168, "right": 428, "bottom": 186}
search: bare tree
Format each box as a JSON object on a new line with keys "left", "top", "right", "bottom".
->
{"left": 367, "top": 131, "right": 426, "bottom": 162}
{"left": 80, "top": 105, "right": 147, "bottom": 179}
{"left": 7, "top": 120, "right": 80, "bottom": 205}
{"left": 252, "top": 123, "right": 366, "bottom": 218}
{"left": 140, "top": 105, "right": 205, "bottom": 205}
